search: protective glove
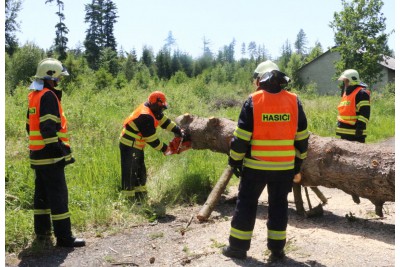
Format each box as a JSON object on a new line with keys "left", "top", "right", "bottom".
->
{"left": 65, "top": 157, "right": 75, "bottom": 165}
{"left": 163, "top": 144, "right": 176, "bottom": 156}
{"left": 173, "top": 126, "right": 183, "bottom": 137}
{"left": 228, "top": 157, "right": 243, "bottom": 178}
{"left": 293, "top": 173, "right": 302, "bottom": 183}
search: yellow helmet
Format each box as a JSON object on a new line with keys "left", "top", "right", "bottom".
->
{"left": 338, "top": 69, "right": 360, "bottom": 86}
{"left": 34, "top": 58, "right": 69, "bottom": 81}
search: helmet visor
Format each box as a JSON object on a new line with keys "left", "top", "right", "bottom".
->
{"left": 61, "top": 65, "right": 69, "bottom": 76}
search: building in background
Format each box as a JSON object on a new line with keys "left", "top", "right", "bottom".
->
{"left": 298, "top": 49, "right": 395, "bottom": 95}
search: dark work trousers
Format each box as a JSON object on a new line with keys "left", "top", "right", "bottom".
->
{"left": 34, "top": 165, "right": 72, "bottom": 239}
{"left": 229, "top": 167, "right": 294, "bottom": 252}
{"left": 340, "top": 135, "right": 365, "bottom": 143}
{"left": 120, "top": 144, "right": 147, "bottom": 194}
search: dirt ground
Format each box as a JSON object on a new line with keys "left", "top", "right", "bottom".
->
{"left": 5, "top": 185, "right": 395, "bottom": 267}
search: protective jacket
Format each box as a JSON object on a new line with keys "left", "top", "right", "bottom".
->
{"left": 230, "top": 89, "right": 309, "bottom": 173}
{"left": 119, "top": 102, "right": 180, "bottom": 151}
{"left": 336, "top": 85, "right": 370, "bottom": 138}
{"left": 227, "top": 87, "right": 309, "bottom": 253}
{"left": 26, "top": 88, "right": 73, "bottom": 169}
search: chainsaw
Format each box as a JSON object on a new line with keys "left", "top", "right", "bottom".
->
{"left": 164, "top": 129, "right": 192, "bottom": 155}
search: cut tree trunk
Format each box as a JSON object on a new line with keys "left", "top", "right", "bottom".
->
{"left": 176, "top": 114, "right": 395, "bottom": 216}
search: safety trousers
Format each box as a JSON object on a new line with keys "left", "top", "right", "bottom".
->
{"left": 340, "top": 135, "right": 365, "bottom": 143}
{"left": 229, "top": 167, "right": 293, "bottom": 252}
{"left": 33, "top": 166, "right": 72, "bottom": 239}
{"left": 120, "top": 143, "right": 147, "bottom": 197}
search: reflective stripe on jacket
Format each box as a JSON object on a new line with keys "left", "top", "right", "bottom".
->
{"left": 245, "top": 90, "right": 298, "bottom": 170}
{"left": 120, "top": 103, "right": 159, "bottom": 149}
{"left": 337, "top": 86, "right": 363, "bottom": 126}
{"left": 28, "top": 88, "right": 70, "bottom": 150}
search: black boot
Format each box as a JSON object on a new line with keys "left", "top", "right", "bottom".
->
{"left": 268, "top": 249, "right": 285, "bottom": 262}
{"left": 222, "top": 246, "right": 247, "bottom": 259}
{"left": 56, "top": 236, "right": 86, "bottom": 247}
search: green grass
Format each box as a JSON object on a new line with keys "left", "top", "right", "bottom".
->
{"left": 5, "top": 80, "right": 394, "bottom": 253}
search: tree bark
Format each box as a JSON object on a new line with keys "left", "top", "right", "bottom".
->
{"left": 176, "top": 114, "right": 395, "bottom": 215}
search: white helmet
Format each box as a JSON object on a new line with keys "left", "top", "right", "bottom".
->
{"left": 253, "top": 60, "right": 290, "bottom": 84}
{"left": 34, "top": 58, "right": 69, "bottom": 81}
{"left": 253, "top": 60, "right": 280, "bottom": 80}
{"left": 338, "top": 69, "right": 360, "bottom": 86}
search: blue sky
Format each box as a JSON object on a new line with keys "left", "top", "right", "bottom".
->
{"left": 15, "top": 0, "right": 396, "bottom": 59}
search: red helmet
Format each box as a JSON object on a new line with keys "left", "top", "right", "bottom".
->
{"left": 148, "top": 91, "right": 168, "bottom": 109}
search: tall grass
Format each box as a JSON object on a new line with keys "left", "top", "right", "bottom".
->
{"left": 5, "top": 79, "right": 394, "bottom": 252}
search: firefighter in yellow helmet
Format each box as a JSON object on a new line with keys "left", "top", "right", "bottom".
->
{"left": 336, "top": 69, "right": 370, "bottom": 143}
{"left": 26, "top": 58, "right": 85, "bottom": 247}
{"left": 222, "top": 60, "right": 309, "bottom": 262}
{"left": 119, "top": 91, "right": 185, "bottom": 201}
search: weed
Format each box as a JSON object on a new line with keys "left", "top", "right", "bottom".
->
{"left": 210, "top": 238, "right": 225, "bottom": 248}
{"left": 345, "top": 212, "right": 358, "bottom": 222}
{"left": 149, "top": 232, "right": 164, "bottom": 240}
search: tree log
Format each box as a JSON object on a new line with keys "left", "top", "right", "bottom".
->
{"left": 197, "top": 166, "right": 234, "bottom": 222}
{"left": 176, "top": 114, "right": 395, "bottom": 215}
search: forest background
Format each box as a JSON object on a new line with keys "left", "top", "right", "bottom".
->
{"left": 3, "top": 0, "right": 396, "bottom": 254}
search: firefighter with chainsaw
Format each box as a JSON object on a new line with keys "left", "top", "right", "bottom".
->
{"left": 222, "top": 60, "right": 309, "bottom": 261}
{"left": 26, "top": 58, "right": 85, "bottom": 247}
{"left": 119, "top": 91, "right": 190, "bottom": 200}
{"left": 336, "top": 69, "right": 370, "bottom": 143}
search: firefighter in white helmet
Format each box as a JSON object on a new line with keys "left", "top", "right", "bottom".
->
{"left": 222, "top": 60, "right": 309, "bottom": 262}
{"left": 336, "top": 69, "right": 370, "bottom": 143}
{"left": 27, "top": 58, "right": 85, "bottom": 247}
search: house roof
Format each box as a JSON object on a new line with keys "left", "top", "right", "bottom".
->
{"left": 380, "top": 55, "right": 395, "bottom": 70}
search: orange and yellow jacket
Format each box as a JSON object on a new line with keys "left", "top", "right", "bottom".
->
{"left": 336, "top": 85, "right": 370, "bottom": 137}
{"left": 120, "top": 102, "right": 180, "bottom": 152}
{"left": 229, "top": 89, "right": 309, "bottom": 173}
{"left": 26, "top": 88, "right": 73, "bottom": 169}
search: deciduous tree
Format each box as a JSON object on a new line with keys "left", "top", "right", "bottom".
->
{"left": 329, "top": 0, "right": 391, "bottom": 87}
{"left": 5, "top": 0, "right": 22, "bottom": 55}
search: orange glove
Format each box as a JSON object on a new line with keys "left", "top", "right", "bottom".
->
{"left": 293, "top": 173, "right": 302, "bottom": 183}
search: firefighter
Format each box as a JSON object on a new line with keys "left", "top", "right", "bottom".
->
{"left": 119, "top": 91, "right": 184, "bottom": 200}
{"left": 27, "top": 58, "right": 85, "bottom": 247}
{"left": 336, "top": 69, "right": 370, "bottom": 143}
{"left": 222, "top": 60, "right": 309, "bottom": 261}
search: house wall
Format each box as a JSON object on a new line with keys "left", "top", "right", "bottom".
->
{"left": 298, "top": 50, "right": 395, "bottom": 95}
{"left": 374, "top": 69, "right": 395, "bottom": 91}
{"left": 298, "top": 51, "right": 341, "bottom": 95}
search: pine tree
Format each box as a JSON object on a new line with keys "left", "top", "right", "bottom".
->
{"left": 294, "top": 29, "right": 307, "bottom": 56}
{"left": 164, "top": 31, "right": 177, "bottom": 51}
{"left": 103, "top": 0, "right": 118, "bottom": 50}
{"left": 46, "top": 0, "right": 69, "bottom": 60}
{"left": 277, "top": 40, "right": 292, "bottom": 72}
{"left": 84, "top": 0, "right": 118, "bottom": 70}
{"left": 247, "top": 41, "right": 257, "bottom": 59}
